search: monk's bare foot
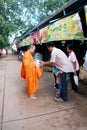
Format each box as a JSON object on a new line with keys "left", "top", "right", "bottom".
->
{"left": 30, "top": 95, "right": 37, "bottom": 99}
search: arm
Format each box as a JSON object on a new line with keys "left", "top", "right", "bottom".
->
{"left": 40, "top": 61, "right": 53, "bottom": 67}
{"left": 71, "top": 52, "right": 77, "bottom": 75}
{"left": 73, "top": 61, "right": 76, "bottom": 75}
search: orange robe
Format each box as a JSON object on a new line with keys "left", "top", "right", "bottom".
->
{"left": 21, "top": 51, "right": 42, "bottom": 96}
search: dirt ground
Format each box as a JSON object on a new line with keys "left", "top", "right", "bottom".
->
{"left": 0, "top": 54, "right": 87, "bottom": 130}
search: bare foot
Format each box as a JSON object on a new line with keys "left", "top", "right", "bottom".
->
{"left": 30, "top": 95, "right": 37, "bottom": 99}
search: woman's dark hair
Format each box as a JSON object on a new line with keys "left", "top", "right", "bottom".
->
{"left": 67, "top": 44, "right": 73, "bottom": 50}
{"left": 46, "top": 41, "right": 55, "bottom": 48}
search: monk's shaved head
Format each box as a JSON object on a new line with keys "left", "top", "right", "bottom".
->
{"left": 28, "top": 45, "right": 36, "bottom": 54}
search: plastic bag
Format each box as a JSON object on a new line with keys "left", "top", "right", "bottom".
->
{"left": 74, "top": 75, "right": 78, "bottom": 86}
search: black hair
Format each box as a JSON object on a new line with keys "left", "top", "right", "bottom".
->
{"left": 67, "top": 44, "right": 73, "bottom": 50}
{"left": 46, "top": 41, "right": 55, "bottom": 48}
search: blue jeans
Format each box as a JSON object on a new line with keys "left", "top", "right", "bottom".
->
{"left": 56, "top": 84, "right": 61, "bottom": 94}
{"left": 60, "top": 72, "right": 68, "bottom": 101}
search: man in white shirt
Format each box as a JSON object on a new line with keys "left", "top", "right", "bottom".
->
{"left": 41, "top": 42, "right": 73, "bottom": 102}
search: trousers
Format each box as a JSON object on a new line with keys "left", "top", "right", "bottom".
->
{"left": 60, "top": 72, "right": 68, "bottom": 101}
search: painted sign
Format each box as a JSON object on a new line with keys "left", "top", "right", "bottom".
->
{"left": 22, "top": 37, "right": 31, "bottom": 46}
{"left": 85, "top": 5, "right": 87, "bottom": 24}
{"left": 47, "top": 13, "right": 84, "bottom": 41}
{"left": 29, "top": 31, "right": 40, "bottom": 44}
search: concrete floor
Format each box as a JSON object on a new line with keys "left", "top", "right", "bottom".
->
{"left": 0, "top": 55, "right": 87, "bottom": 130}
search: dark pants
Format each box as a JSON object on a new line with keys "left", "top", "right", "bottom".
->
{"left": 53, "top": 73, "right": 57, "bottom": 88}
{"left": 70, "top": 70, "right": 79, "bottom": 92}
{"left": 60, "top": 72, "right": 68, "bottom": 101}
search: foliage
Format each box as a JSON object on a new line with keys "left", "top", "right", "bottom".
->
{"left": 20, "top": 0, "right": 69, "bottom": 24}
{"left": 0, "top": 35, "right": 9, "bottom": 48}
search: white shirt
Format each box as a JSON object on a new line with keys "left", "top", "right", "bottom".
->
{"left": 68, "top": 51, "right": 79, "bottom": 71}
{"left": 50, "top": 47, "right": 73, "bottom": 73}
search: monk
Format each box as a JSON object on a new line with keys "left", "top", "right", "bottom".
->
{"left": 21, "top": 45, "right": 42, "bottom": 99}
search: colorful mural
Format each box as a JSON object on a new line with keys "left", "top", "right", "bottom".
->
{"left": 85, "top": 5, "right": 87, "bottom": 24}
{"left": 47, "top": 13, "right": 84, "bottom": 41}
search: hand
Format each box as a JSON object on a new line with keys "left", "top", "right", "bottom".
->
{"left": 40, "top": 61, "right": 45, "bottom": 67}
